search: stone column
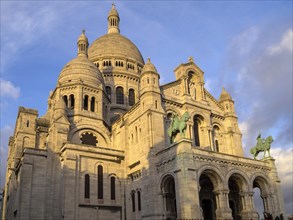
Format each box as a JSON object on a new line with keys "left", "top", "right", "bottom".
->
{"left": 241, "top": 191, "right": 260, "bottom": 220}
{"left": 173, "top": 139, "right": 202, "bottom": 219}
{"left": 214, "top": 189, "right": 233, "bottom": 219}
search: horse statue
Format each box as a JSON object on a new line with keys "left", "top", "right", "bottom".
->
{"left": 250, "top": 133, "right": 274, "bottom": 159}
{"left": 167, "top": 112, "right": 190, "bottom": 144}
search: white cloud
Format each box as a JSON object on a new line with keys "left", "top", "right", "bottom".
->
{"left": 1, "top": 3, "right": 59, "bottom": 69}
{"left": 224, "top": 26, "right": 293, "bottom": 214}
{"left": 230, "top": 26, "right": 259, "bottom": 55}
{"left": 268, "top": 29, "right": 293, "bottom": 55}
{"left": 0, "top": 78, "right": 20, "bottom": 99}
{"left": 271, "top": 147, "right": 293, "bottom": 215}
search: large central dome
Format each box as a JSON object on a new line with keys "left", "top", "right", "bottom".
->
{"left": 88, "top": 4, "right": 144, "bottom": 66}
{"left": 88, "top": 33, "right": 144, "bottom": 64}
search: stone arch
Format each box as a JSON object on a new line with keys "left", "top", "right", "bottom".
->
{"left": 22, "top": 136, "right": 30, "bottom": 149}
{"left": 165, "top": 108, "right": 180, "bottom": 117}
{"left": 226, "top": 171, "right": 250, "bottom": 219}
{"left": 160, "top": 174, "right": 177, "bottom": 219}
{"left": 191, "top": 113, "right": 206, "bottom": 147}
{"left": 70, "top": 126, "right": 110, "bottom": 147}
{"left": 211, "top": 122, "right": 224, "bottom": 152}
{"left": 251, "top": 173, "right": 272, "bottom": 215}
{"left": 225, "top": 170, "right": 250, "bottom": 192}
{"left": 197, "top": 166, "right": 224, "bottom": 191}
{"left": 198, "top": 168, "right": 223, "bottom": 220}
{"left": 187, "top": 71, "right": 195, "bottom": 95}
{"left": 185, "top": 67, "right": 203, "bottom": 82}
{"left": 250, "top": 172, "right": 271, "bottom": 195}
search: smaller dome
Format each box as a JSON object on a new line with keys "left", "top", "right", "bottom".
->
{"left": 142, "top": 58, "right": 157, "bottom": 73}
{"left": 58, "top": 56, "right": 104, "bottom": 87}
{"left": 58, "top": 31, "right": 104, "bottom": 88}
{"left": 219, "top": 87, "right": 232, "bottom": 102}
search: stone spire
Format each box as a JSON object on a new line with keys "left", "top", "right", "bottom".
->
{"left": 108, "top": 3, "right": 120, "bottom": 34}
{"left": 219, "top": 87, "right": 232, "bottom": 102}
{"left": 77, "top": 29, "right": 89, "bottom": 57}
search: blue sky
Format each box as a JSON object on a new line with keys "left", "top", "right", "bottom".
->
{"left": 1, "top": 0, "right": 292, "bottom": 215}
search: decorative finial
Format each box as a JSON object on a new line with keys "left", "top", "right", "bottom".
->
{"left": 112, "top": 3, "right": 116, "bottom": 8}
{"left": 147, "top": 57, "right": 151, "bottom": 63}
{"left": 82, "top": 29, "right": 85, "bottom": 34}
{"left": 188, "top": 56, "right": 194, "bottom": 62}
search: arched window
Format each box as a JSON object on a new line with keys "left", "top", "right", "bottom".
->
{"left": 110, "top": 176, "right": 115, "bottom": 200}
{"left": 98, "top": 165, "right": 103, "bottom": 199}
{"left": 116, "top": 87, "right": 124, "bottom": 104}
{"left": 106, "top": 86, "right": 111, "bottom": 99}
{"left": 84, "top": 174, "right": 90, "bottom": 198}
{"left": 69, "top": 94, "right": 74, "bottom": 109}
{"left": 193, "top": 115, "right": 201, "bottom": 146}
{"left": 212, "top": 125, "right": 220, "bottom": 152}
{"left": 90, "top": 97, "right": 95, "bottom": 112}
{"left": 26, "top": 120, "right": 29, "bottom": 127}
{"left": 131, "top": 191, "right": 136, "bottom": 212}
{"left": 84, "top": 95, "right": 88, "bottom": 110}
{"left": 187, "top": 71, "right": 194, "bottom": 95}
{"left": 137, "top": 191, "right": 141, "bottom": 211}
{"left": 161, "top": 175, "right": 177, "bottom": 218}
{"left": 129, "top": 89, "right": 135, "bottom": 106}
{"left": 63, "top": 95, "right": 68, "bottom": 107}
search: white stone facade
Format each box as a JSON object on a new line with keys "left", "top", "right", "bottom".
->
{"left": 2, "top": 5, "right": 286, "bottom": 220}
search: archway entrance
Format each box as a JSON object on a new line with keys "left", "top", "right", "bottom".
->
{"left": 228, "top": 177, "right": 242, "bottom": 220}
{"left": 199, "top": 174, "right": 216, "bottom": 220}
{"left": 253, "top": 177, "right": 270, "bottom": 219}
{"left": 161, "top": 175, "right": 177, "bottom": 220}
{"left": 253, "top": 187, "right": 264, "bottom": 219}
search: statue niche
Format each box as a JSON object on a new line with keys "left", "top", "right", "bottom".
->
{"left": 167, "top": 112, "right": 190, "bottom": 144}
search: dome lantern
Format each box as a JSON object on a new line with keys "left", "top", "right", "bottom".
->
{"left": 77, "top": 29, "right": 89, "bottom": 57}
{"left": 108, "top": 3, "right": 120, "bottom": 34}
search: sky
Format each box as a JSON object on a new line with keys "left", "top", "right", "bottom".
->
{"left": 1, "top": 0, "right": 292, "bottom": 216}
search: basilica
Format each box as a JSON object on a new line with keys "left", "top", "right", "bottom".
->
{"left": 2, "top": 5, "right": 286, "bottom": 220}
